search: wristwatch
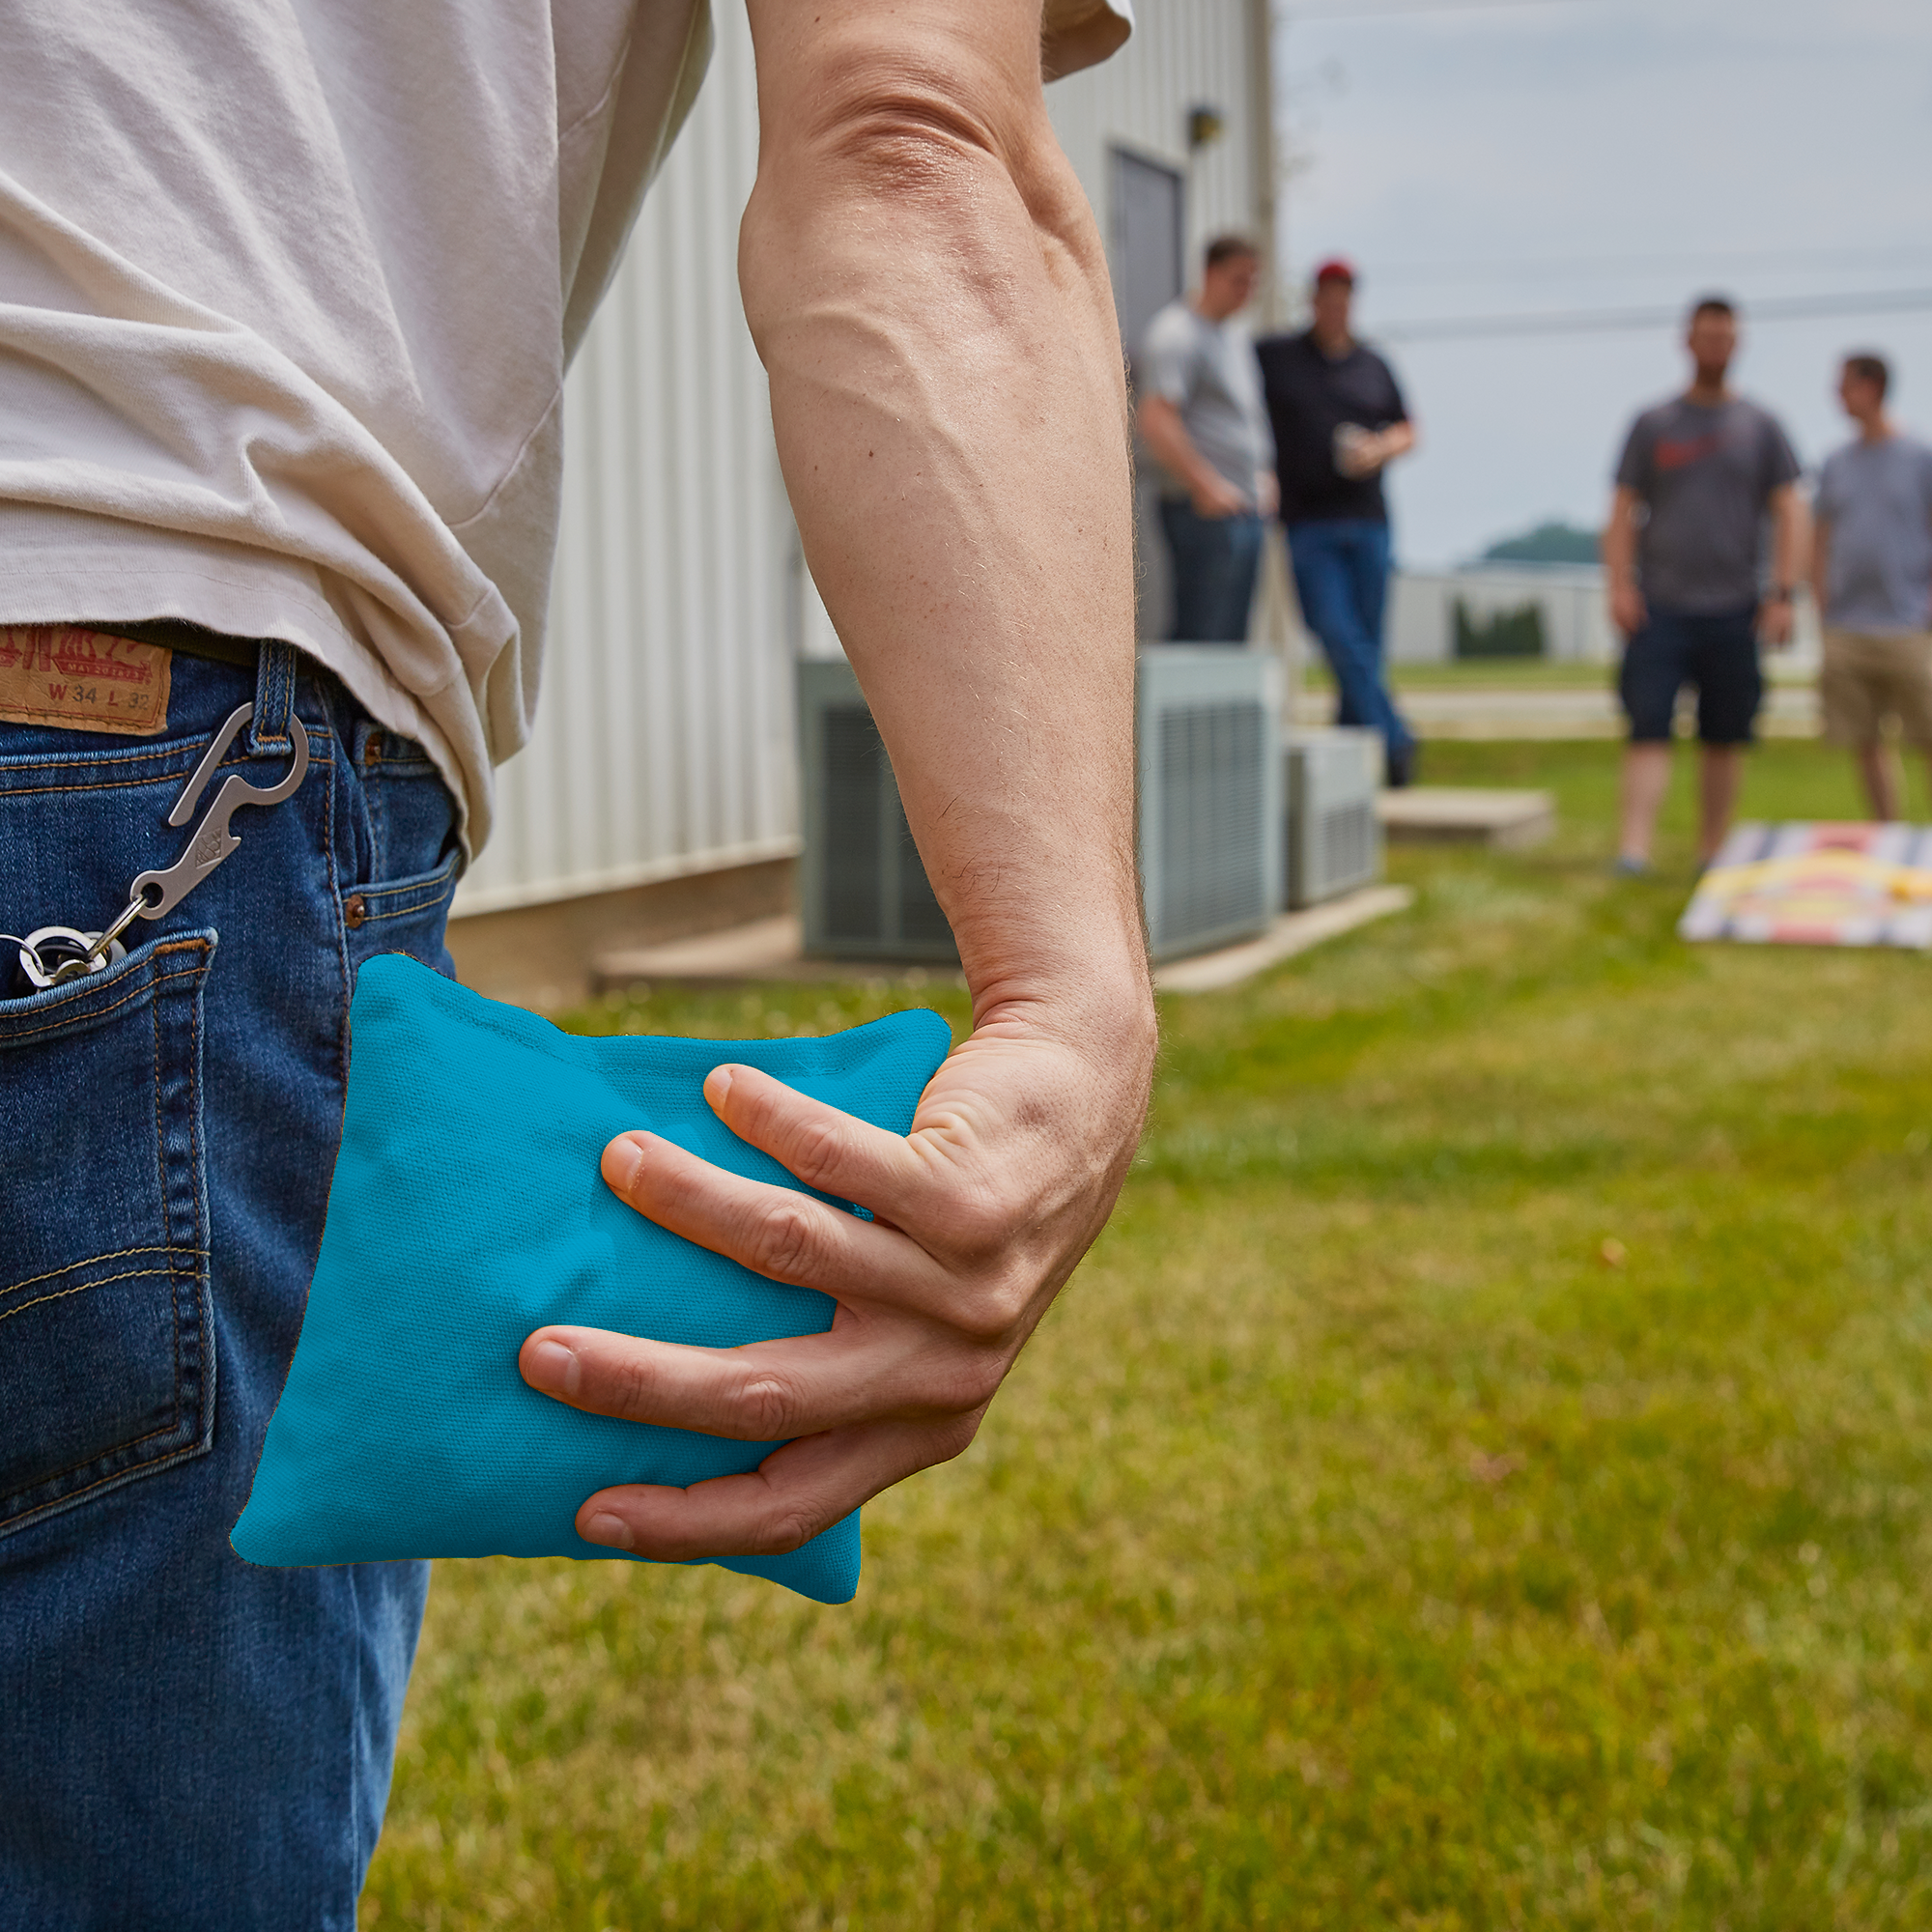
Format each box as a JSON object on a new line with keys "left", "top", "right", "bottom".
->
{"left": 1762, "top": 586, "right": 1794, "bottom": 604}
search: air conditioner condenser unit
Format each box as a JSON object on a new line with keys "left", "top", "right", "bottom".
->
{"left": 796, "top": 659, "right": 959, "bottom": 961}
{"left": 1285, "top": 727, "right": 1383, "bottom": 908}
{"left": 1137, "top": 645, "right": 1283, "bottom": 959}
{"left": 797, "top": 648, "right": 1284, "bottom": 965}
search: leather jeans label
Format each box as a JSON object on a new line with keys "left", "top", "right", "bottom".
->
{"left": 0, "top": 626, "right": 171, "bottom": 735}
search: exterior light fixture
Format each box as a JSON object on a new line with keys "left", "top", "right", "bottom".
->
{"left": 1187, "top": 104, "right": 1225, "bottom": 150}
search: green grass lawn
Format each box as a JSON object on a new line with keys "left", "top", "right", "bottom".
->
{"left": 362, "top": 740, "right": 1932, "bottom": 1930}
{"left": 1298, "top": 658, "right": 1816, "bottom": 692}
{"left": 1303, "top": 656, "right": 1617, "bottom": 692}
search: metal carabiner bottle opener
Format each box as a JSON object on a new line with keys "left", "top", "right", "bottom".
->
{"left": 128, "top": 701, "right": 310, "bottom": 919}
{"left": 12, "top": 701, "right": 309, "bottom": 989}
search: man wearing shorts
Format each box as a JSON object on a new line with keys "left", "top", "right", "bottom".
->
{"left": 1811, "top": 353, "right": 1932, "bottom": 819}
{"left": 0, "top": 2, "right": 1154, "bottom": 1924}
{"left": 1603, "top": 297, "right": 1804, "bottom": 870}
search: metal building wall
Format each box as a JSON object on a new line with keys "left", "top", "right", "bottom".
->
{"left": 455, "top": 0, "right": 1271, "bottom": 917}
{"left": 453, "top": 2, "right": 789, "bottom": 916}
{"left": 1047, "top": 0, "right": 1269, "bottom": 288}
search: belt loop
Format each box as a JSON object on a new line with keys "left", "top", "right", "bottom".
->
{"left": 249, "top": 640, "right": 298, "bottom": 755}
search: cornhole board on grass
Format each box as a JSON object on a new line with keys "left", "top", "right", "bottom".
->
{"left": 1680, "top": 822, "right": 1932, "bottom": 948}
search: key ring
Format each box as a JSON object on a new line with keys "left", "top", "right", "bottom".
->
{"left": 10, "top": 701, "right": 309, "bottom": 990}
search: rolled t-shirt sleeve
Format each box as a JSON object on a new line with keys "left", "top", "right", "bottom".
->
{"left": 1763, "top": 418, "right": 1802, "bottom": 495}
{"left": 1814, "top": 452, "right": 1843, "bottom": 529}
{"left": 1042, "top": 0, "right": 1133, "bottom": 78}
{"left": 1615, "top": 416, "right": 1654, "bottom": 496}
{"left": 1381, "top": 359, "right": 1410, "bottom": 427}
{"left": 1137, "top": 308, "right": 1195, "bottom": 407}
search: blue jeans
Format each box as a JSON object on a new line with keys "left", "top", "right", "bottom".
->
{"left": 1, "top": 642, "right": 462, "bottom": 1928}
{"left": 1158, "top": 499, "right": 1264, "bottom": 642}
{"left": 1287, "top": 518, "right": 1413, "bottom": 757}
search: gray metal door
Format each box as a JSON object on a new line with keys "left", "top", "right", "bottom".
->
{"left": 1110, "top": 147, "right": 1184, "bottom": 373}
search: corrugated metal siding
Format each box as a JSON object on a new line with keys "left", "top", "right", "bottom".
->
{"left": 1048, "top": 0, "right": 1264, "bottom": 277}
{"left": 456, "top": 0, "right": 1269, "bottom": 916}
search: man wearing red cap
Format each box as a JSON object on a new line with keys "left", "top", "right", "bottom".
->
{"left": 1258, "top": 260, "right": 1419, "bottom": 784}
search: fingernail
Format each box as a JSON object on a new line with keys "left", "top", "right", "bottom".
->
{"left": 526, "top": 1338, "right": 580, "bottom": 1397}
{"left": 605, "top": 1132, "right": 650, "bottom": 1192}
{"left": 582, "top": 1511, "right": 632, "bottom": 1550}
{"left": 706, "top": 1065, "right": 734, "bottom": 1106}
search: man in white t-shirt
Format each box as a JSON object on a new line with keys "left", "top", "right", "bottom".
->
{"left": 0, "top": 1, "right": 1154, "bottom": 1920}
{"left": 1135, "top": 236, "right": 1277, "bottom": 641}
{"left": 1812, "top": 352, "right": 1932, "bottom": 818}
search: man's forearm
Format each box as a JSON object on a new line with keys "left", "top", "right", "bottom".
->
{"left": 1770, "top": 488, "right": 1807, "bottom": 593}
{"left": 1810, "top": 520, "right": 1831, "bottom": 612}
{"left": 519, "top": 1, "right": 1153, "bottom": 1559}
{"left": 1138, "top": 396, "right": 1216, "bottom": 500}
{"left": 740, "top": 0, "right": 1147, "bottom": 1027}
{"left": 1602, "top": 490, "right": 1638, "bottom": 582}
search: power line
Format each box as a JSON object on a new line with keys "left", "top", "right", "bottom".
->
{"left": 1360, "top": 243, "right": 1932, "bottom": 285}
{"left": 1376, "top": 287, "right": 1932, "bottom": 343}
{"left": 1279, "top": 0, "right": 1580, "bottom": 15}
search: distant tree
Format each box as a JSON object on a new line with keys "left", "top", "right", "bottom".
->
{"left": 1453, "top": 598, "right": 1546, "bottom": 659}
{"left": 1478, "top": 520, "right": 1602, "bottom": 566}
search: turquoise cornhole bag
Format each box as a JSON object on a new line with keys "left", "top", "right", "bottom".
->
{"left": 231, "top": 952, "right": 951, "bottom": 1605}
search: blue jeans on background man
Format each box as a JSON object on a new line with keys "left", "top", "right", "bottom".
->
{"left": 1287, "top": 516, "right": 1414, "bottom": 766}
{"left": 1159, "top": 498, "right": 1264, "bottom": 642}
{"left": 1, "top": 641, "right": 463, "bottom": 1928}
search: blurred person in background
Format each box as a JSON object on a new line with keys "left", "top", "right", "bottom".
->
{"left": 1603, "top": 296, "right": 1804, "bottom": 871}
{"left": 1135, "top": 235, "right": 1277, "bottom": 642}
{"left": 1811, "top": 352, "right": 1932, "bottom": 820}
{"left": 1258, "top": 260, "right": 1418, "bottom": 786}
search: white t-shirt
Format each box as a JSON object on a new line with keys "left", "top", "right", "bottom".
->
{"left": 0, "top": 0, "right": 1131, "bottom": 849}
{"left": 1137, "top": 302, "right": 1272, "bottom": 508}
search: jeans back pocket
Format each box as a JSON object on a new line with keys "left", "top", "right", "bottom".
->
{"left": 0, "top": 931, "right": 217, "bottom": 1538}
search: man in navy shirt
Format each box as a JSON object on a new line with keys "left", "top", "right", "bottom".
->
{"left": 1258, "top": 259, "right": 1418, "bottom": 784}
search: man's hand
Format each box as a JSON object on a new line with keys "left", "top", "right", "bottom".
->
{"left": 1761, "top": 483, "right": 1806, "bottom": 652}
{"left": 1139, "top": 392, "right": 1247, "bottom": 518}
{"left": 1609, "top": 578, "right": 1648, "bottom": 637}
{"left": 1190, "top": 469, "right": 1248, "bottom": 519}
{"left": 1255, "top": 469, "right": 1280, "bottom": 519}
{"left": 1603, "top": 486, "right": 1646, "bottom": 637}
{"left": 520, "top": 1003, "right": 1148, "bottom": 1557}
{"left": 1336, "top": 421, "right": 1415, "bottom": 480}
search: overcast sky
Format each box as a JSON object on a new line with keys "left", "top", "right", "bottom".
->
{"left": 1271, "top": 0, "right": 1932, "bottom": 565}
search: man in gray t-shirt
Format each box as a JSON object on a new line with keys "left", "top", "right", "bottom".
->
{"left": 1135, "top": 235, "right": 1276, "bottom": 642}
{"left": 1602, "top": 297, "right": 1804, "bottom": 870}
{"left": 1811, "top": 351, "right": 1932, "bottom": 819}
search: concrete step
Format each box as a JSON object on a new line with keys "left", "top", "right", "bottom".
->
{"left": 1378, "top": 786, "right": 1555, "bottom": 848}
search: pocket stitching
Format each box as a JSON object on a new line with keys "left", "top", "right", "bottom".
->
{"left": 360, "top": 886, "right": 457, "bottom": 923}
{"left": 0, "top": 935, "right": 213, "bottom": 1537}
{"left": 0, "top": 752, "right": 334, "bottom": 799}
{"left": 0, "top": 1242, "right": 208, "bottom": 1303}
{"left": 0, "top": 951, "right": 208, "bottom": 1043}
{"left": 355, "top": 852, "right": 461, "bottom": 908}
{"left": 0, "top": 1264, "right": 177, "bottom": 1327}
{"left": 0, "top": 1423, "right": 206, "bottom": 1532}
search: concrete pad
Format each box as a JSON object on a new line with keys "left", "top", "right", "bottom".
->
{"left": 1154, "top": 885, "right": 1414, "bottom": 993}
{"left": 592, "top": 916, "right": 967, "bottom": 991}
{"left": 594, "top": 887, "right": 1414, "bottom": 997}
{"left": 1378, "top": 787, "right": 1555, "bottom": 848}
